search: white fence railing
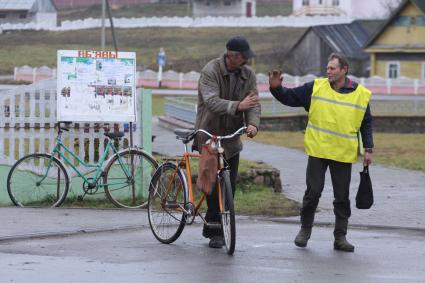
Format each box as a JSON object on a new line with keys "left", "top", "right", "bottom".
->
{"left": 14, "top": 66, "right": 425, "bottom": 96}
{"left": 0, "top": 79, "right": 142, "bottom": 174}
{"left": 0, "top": 15, "right": 354, "bottom": 31}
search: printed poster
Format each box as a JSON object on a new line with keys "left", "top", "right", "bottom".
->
{"left": 57, "top": 50, "right": 136, "bottom": 122}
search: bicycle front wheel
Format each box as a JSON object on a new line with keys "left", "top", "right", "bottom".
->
{"left": 103, "top": 149, "right": 158, "bottom": 209}
{"left": 7, "top": 153, "right": 69, "bottom": 207}
{"left": 220, "top": 170, "right": 236, "bottom": 255}
{"left": 148, "top": 162, "right": 187, "bottom": 244}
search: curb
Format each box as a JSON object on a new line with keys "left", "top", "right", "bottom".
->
{"left": 1, "top": 215, "right": 423, "bottom": 243}
{"left": 251, "top": 216, "right": 425, "bottom": 233}
{"left": 0, "top": 224, "right": 148, "bottom": 242}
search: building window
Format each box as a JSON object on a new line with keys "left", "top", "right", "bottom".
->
{"left": 224, "top": 0, "right": 231, "bottom": 6}
{"left": 302, "top": 0, "right": 309, "bottom": 6}
{"left": 387, "top": 62, "right": 400, "bottom": 79}
{"left": 0, "top": 13, "right": 6, "bottom": 18}
{"left": 19, "top": 13, "right": 27, "bottom": 19}
{"left": 318, "top": 0, "right": 323, "bottom": 4}
{"left": 332, "top": 0, "right": 340, "bottom": 6}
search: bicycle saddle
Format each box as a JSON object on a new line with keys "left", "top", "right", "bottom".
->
{"left": 104, "top": 132, "right": 124, "bottom": 139}
{"left": 174, "top": 128, "right": 195, "bottom": 143}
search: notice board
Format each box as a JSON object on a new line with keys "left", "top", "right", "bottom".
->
{"left": 57, "top": 50, "right": 137, "bottom": 122}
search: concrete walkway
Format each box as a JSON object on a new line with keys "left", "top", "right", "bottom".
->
{"left": 153, "top": 117, "right": 425, "bottom": 231}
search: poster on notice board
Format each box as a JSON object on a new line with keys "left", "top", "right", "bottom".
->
{"left": 57, "top": 50, "right": 136, "bottom": 122}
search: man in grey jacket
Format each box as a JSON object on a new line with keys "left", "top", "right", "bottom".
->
{"left": 193, "top": 36, "right": 261, "bottom": 248}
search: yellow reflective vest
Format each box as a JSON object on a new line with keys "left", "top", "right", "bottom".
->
{"left": 304, "top": 78, "right": 371, "bottom": 163}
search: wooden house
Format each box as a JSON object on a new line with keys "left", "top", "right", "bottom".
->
{"left": 0, "top": 0, "right": 57, "bottom": 27}
{"left": 284, "top": 21, "right": 370, "bottom": 76}
{"left": 364, "top": 0, "right": 425, "bottom": 79}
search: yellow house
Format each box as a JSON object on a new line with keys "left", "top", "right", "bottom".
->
{"left": 364, "top": 0, "right": 425, "bottom": 79}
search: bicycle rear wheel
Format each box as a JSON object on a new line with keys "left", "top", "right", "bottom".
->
{"left": 148, "top": 162, "right": 187, "bottom": 244}
{"left": 103, "top": 149, "right": 158, "bottom": 209}
{"left": 7, "top": 153, "right": 69, "bottom": 207}
{"left": 219, "top": 170, "right": 236, "bottom": 255}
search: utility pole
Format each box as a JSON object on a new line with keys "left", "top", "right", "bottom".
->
{"left": 101, "top": 0, "right": 106, "bottom": 50}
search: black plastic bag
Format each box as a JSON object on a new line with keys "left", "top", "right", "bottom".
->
{"left": 356, "top": 166, "right": 374, "bottom": 209}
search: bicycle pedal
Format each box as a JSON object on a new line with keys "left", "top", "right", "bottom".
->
{"left": 77, "top": 195, "right": 84, "bottom": 201}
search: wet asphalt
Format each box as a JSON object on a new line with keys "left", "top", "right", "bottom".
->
{"left": 0, "top": 118, "right": 424, "bottom": 282}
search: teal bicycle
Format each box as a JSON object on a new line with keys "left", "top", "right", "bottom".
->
{"left": 7, "top": 122, "right": 158, "bottom": 208}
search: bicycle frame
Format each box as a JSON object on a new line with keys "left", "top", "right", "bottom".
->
{"left": 41, "top": 132, "right": 132, "bottom": 188}
{"left": 174, "top": 136, "right": 227, "bottom": 221}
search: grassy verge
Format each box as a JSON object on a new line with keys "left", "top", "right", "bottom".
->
{"left": 251, "top": 131, "right": 425, "bottom": 172}
{"left": 235, "top": 182, "right": 300, "bottom": 217}
{"left": 4, "top": 157, "right": 299, "bottom": 216}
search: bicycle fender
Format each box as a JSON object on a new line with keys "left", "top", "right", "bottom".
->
{"left": 101, "top": 147, "right": 158, "bottom": 173}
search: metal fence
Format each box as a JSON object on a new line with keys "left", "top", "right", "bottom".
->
{"left": 163, "top": 95, "right": 425, "bottom": 125}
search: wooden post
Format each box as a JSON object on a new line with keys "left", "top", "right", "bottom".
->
{"left": 140, "top": 88, "right": 152, "bottom": 154}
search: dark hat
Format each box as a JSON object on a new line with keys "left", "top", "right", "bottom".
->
{"left": 226, "top": 36, "right": 255, "bottom": 59}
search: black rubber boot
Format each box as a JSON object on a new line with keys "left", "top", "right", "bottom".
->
{"left": 334, "top": 235, "right": 355, "bottom": 252}
{"left": 334, "top": 218, "right": 354, "bottom": 252}
{"left": 294, "top": 227, "right": 312, "bottom": 247}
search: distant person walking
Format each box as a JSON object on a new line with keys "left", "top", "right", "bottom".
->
{"left": 194, "top": 36, "right": 261, "bottom": 248}
{"left": 268, "top": 53, "right": 374, "bottom": 252}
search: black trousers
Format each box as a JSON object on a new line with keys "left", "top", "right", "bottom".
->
{"left": 203, "top": 153, "right": 239, "bottom": 238}
{"left": 300, "top": 156, "right": 352, "bottom": 229}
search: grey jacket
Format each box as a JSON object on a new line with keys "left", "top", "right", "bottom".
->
{"left": 194, "top": 54, "right": 261, "bottom": 159}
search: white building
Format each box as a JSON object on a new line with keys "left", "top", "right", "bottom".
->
{"left": 292, "top": 0, "right": 401, "bottom": 19}
{"left": 193, "top": 0, "right": 256, "bottom": 17}
{"left": 0, "top": 0, "right": 57, "bottom": 27}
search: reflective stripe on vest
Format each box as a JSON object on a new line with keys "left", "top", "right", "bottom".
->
{"left": 304, "top": 78, "right": 371, "bottom": 163}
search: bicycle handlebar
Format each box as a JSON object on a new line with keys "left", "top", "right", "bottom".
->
{"left": 196, "top": 126, "right": 247, "bottom": 141}
{"left": 175, "top": 127, "right": 248, "bottom": 144}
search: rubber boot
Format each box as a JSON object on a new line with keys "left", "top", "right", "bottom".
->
{"left": 294, "top": 227, "right": 312, "bottom": 247}
{"left": 294, "top": 211, "right": 315, "bottom": 247}
{"left": 334, "top": 218, "right": 354, "bottom": 252}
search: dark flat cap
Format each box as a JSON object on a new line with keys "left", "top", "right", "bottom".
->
{"left": 226, "top": 36, "right": 255, "bottom": 59}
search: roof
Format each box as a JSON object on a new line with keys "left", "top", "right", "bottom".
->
{"left": 289, "top": 21, "right": 370, "bottom": 60}
{"left": 364, "top": 0, "right": 425, "bottom": 48}
{"left": 0, "top": 0, "right": 35, "bottom": 10}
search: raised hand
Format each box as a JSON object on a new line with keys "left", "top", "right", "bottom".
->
{"left": 268, "top": 69, "right": 283, "bottom": 89}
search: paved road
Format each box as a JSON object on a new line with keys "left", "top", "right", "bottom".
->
{"left": 153, "top": 117, "right": 425, "bottom": 231}
{"left": 0, "top": 208, "right": 424, "bottom": 283}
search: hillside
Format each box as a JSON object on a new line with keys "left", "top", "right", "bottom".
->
{"left": 0, "top": 27, "right": 305, "bottom": 75}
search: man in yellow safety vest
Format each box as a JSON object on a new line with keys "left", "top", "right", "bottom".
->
{"left": 268, "top": 53, "right": 373, "bottom": 252}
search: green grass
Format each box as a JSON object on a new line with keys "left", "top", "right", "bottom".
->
{"left": 152, "top": 95, "right": 165, "bottom": 116}
{"left": 235, "top": 183, "right": 300, "bottom": 217}
{"left": 0, "top": 27, "right": 305, "bottom": 75}
{"left": 252, "top": 131, "right": 425, "bottom": 172}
